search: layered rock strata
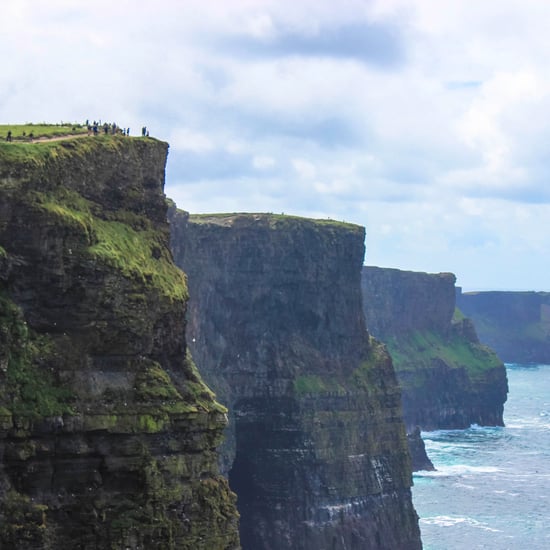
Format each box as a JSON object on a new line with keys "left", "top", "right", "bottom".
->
{"left": 457, "top": 290, "right": 550, "bottom": 364}
{"left": 362, "top": 266, "right": 508, "bottom": 432}
{"left": 170, "top": 211, "right": 422, "bottom": 550}
{"left": 0, "top": 136, "right": 240, "bottom": 549}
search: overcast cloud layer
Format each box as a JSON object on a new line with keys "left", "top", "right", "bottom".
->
{"left": 2, "top": 0, "right": 550, "bottom": 290}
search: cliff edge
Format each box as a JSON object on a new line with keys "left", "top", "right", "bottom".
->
{"left": 362, "top": 266, "right": 508, "bottom": 432}
{"left": 170, "top": 211, "right": 422, "bottom": 550}
{"left": 457, "top": 290, "right": 550, "bottom": 364}
{"left": 0, "top": 135, "right": 240, "bottom": 549}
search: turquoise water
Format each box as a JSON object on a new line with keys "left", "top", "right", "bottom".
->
{"left": 412, "top": 364, "right": 550, "bottom": 550}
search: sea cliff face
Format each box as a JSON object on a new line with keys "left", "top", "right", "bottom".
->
{"left": 0, "top": 136, "right": 240, "bottom": 549}
{"left": 362, "top": 266, "right": 508, "bottom": 432}
{"left": 169, "top": 212, "right": 422, "bottom": 550}
{"left": 457, "top": 290, "right": 550, "bottom": 364}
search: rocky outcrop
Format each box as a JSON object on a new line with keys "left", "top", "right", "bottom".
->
{"left": 0, "top": 136, "right": 240, "bottom": 549}
{"left": 362, "top": 266, "right": 508, "bottom": 432}
{"left": 457, "top": 290, "right": 550, "bottom": 364}
{"left": 407, "top": 429, "right": 434, "bottom": 472}
{"left": 169, "top": 212, "right": 422, "bottom": 550}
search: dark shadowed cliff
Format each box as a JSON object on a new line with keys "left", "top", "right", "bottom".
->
{"left": 0, "top": 136, "right": 240, "bottom": 549}
{"left": 169, "top": 211, "right": 422, "bottom": 550}
{"left": 362, "top": 266, "right": 508, "bottom": 432}
{"left": 457, "top": 290, "right": 550, "bottom": 364}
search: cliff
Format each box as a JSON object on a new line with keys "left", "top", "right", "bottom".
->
{"left": 457, "top": 290, "right": 550, "bottom": 364}
{"left": 169, "top": 211, "right": 422, "bottom": 550}
{"left": 362, "top": 267, "right": 508, "bottom": 432}
{"left": 0, "top": 135, "right": 240, "bottom": 549}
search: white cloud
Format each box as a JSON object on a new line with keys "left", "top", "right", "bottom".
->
{"left": 243, "top": 13, "right": 276, "bottom": 38}
{"left": 458, "top": 71, "right": 545, "bottom": 170}
{"left": 292, "top": 159, "right": 316, "bottom": 179}
{"left": 4, "top": 0, "right": 550, "bottom": 289}
{"left": 252, "top": 155, "right": 276, "bottom": 169}
{"left": 169, "top": 128, "right": 215, "bottom": 153}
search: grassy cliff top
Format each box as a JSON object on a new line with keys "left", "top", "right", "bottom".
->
{"left": 0, "top": 132, "right": 163, "bottom": 175}
{"left": 189, "top": 212, "right": 364, "bottom": 232}
{"left": 0, "top": 123, "right": 88, "bottom": 140}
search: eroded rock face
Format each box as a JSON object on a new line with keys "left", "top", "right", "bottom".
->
{"left": 170, "top": 212, "right": 422, "bottom": 550}
{"left": 0, "top": 137, "right": 240, "bottom": 549}
{"left": 407, "top": 429, "right": 434, "bottom": 472}
{"left": 362, "top": 266, "right": 508, "bottom": 432}
{"left": 457, "top": 290, "right": 550, "bottom": 363}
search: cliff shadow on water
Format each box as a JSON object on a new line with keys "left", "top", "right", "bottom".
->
{"left": 0, "top": 134, "right": 240, "bottom": 549}
{"left": 170, "top": 210, "right": 422, "bottom": 550}
{"left": 361, "top": 266, "right": 509, "bottom": 441}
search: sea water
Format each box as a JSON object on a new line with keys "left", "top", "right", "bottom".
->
{"left": 412, "top": 364, "right": 550, "bottom": 550}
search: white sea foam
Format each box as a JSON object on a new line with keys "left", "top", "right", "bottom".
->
{"left": 421, "top": 515, "right": 501, "bottom": 532}
{"left": 454, "top": 482, "right": 475, "bottom": 490}
{"left": 414, "top": 365, "right": 550, "bottom": 549}
{"left": 414, "top": 464, "right": 501, "bottom": 478}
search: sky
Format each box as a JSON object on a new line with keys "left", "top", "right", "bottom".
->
{"left": 2, "top": 0, "right": 550, "bottom": 291}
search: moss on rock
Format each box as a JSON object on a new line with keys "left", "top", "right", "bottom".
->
{"left": 0, "top": 292, "right": 74, "bottom": 419}
{"left": 0, "top": 132, "right": 240, "bottom": 549}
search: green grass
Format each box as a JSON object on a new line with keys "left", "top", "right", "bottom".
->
{"left": 0, "top": 293, "right": 74, "bottom": 418}
{"left": 386, "top": 329, "right": 502, "bottom": 382}
{"left": 0, "top": 123, "right": 87, "bottom": 141}
{"left": 294, "top": 374, "right": 346, "bottom": 395}
{"left": 135, "top": 363, "right": 183, "bottom": 401}
{"left": 453, "top": 307, "right": 466, "bottom": 322}
{"left": 0, "top": 139, "right": 65, "bottom": 166}
{"left": 32, "top": 189, "right": 188, "bottom": 302}
{"left": 89, "top": 219, "right": 187, "bottom": 302}
{"left": 189, "top": 212, "right": 363, "bottom": 231}
{"left": 293, "top": 337, "right": 390, "bottom": 396}
{"left": 0, "top": 133, "right": 119, "bottom": 170}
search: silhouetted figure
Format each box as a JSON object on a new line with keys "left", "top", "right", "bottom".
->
{"left": 142, "top": 126, "right": 147, "bottom": 137}
{"left": 6, "top": 131, "right": 12, "bottom": 142}
{"left": 103, "top": 123, "right": 109, "bottom": 135}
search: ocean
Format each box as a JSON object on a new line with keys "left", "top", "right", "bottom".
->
{"left": 412, "top": 364, "right": 550, "bottom": 550}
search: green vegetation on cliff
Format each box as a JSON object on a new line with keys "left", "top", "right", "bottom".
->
{"left": 0, "top": 132, "right": 150, "bottom": 171}
{"left": 293, "top": 374, "right": 345, "bottom": 394}
{"left": 0, "top": 123, "right": 87, "bottom": 141}
{"left": 40, "top": 191, "right": 187, "bottom": 302}
{"left": 293, "top": 336, "right": 394, "bottom": 398}
{"left": 0, "top": 293, "right": 74, "bottom": 418}
{"left": 189, "top": 212, "right": 364, "bottom": 233}
{"left": 361, "top": 266, "right": 508, "bottom": 431}
{"left": 386, "top": 327, "right": 502, "bottom": 387}
{"left": 457, "top": 291, "right": 550, "bottom": 363}
{"left": 0, "top": 128, "right": 241, "bottom": 549}
{"left": 0, "top": 133, "right": 188, "bottom": 303}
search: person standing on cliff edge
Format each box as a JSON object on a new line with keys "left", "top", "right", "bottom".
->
{"left": 6, "top": 131, "right": 12, "bottom": 142}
